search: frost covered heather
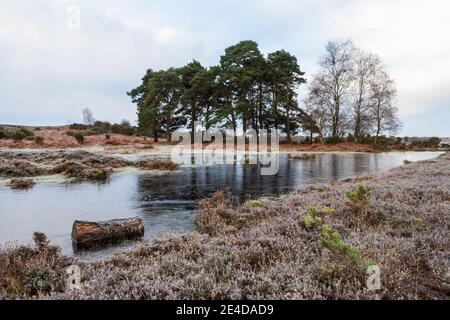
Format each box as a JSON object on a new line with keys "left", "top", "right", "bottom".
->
{"left": 2, "top": 153, "right": 449, "bottom": 300}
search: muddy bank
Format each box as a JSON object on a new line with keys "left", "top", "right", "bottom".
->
{"left": 1, "top": 153, "right": 448, "bottom": 300}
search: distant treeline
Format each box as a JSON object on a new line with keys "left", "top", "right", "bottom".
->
{"left": 128, "top": 39, "right": 400, "bottom": 144}
{"left": 69, "top": 120, "right": 136, "bottom": 136}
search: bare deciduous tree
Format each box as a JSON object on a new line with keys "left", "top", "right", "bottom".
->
{"left": 83, "top": 108, "right": 95, "bottom": 126}
{"left": 351, "top": 50, "right": 381, "bottom": 141}
{"left": 304, "top": 40, "right": 400, "bottom": 144}
{"left": 304, "top": 79, "right": 330, "bottom": 143}
{"left": 369, "top": 71, "right": 400, "bottom": 143}
{"left": 313, "top": 40, "right": 356, "bottom": 141}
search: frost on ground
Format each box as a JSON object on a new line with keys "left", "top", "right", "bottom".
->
{"left": 1, "top": 153, "right": 449, "bottom": 300}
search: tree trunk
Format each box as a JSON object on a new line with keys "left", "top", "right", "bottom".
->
{"left": 286, "top": 113, "right": 292, "bottom": 144}
{"left": 72, "top": 217, "right": 144, "bottom": 250}
{"left": 332, "top": 96, "right": 340, "bottom": 143}
{"left": 191, "top": 102, "right": 196, "bottom": 145}
{"left": 354, "top": 112, "right": 361, "bottom": 142}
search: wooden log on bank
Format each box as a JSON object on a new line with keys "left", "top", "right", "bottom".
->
{"left": 72, "top": 217, "right": 144, "bottom": 250}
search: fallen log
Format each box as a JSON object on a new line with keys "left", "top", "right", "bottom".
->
{"left": 72, "top": 217, "right": 144, "bottom": 250}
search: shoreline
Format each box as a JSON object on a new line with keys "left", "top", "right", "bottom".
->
{"left": 1, "top": 152, "right": 448, "bottom": 299}
{"left": 0, "top": 147, "right": 444, "bottom": 186}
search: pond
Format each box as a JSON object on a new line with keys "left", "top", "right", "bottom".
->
{"left": 0, "top": 151, "right": 442, "bottom": 259}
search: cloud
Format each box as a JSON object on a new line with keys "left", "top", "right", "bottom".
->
{"left": 0, "top": 0, "right": 449, "bottom": 136}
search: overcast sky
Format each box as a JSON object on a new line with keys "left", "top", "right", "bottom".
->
{"left": 1, "top": 0, "right": 449, "bottom": 136}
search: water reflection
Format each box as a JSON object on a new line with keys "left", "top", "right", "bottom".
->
{"left": 0, "top": 151, "right": 441, "bottom": 257}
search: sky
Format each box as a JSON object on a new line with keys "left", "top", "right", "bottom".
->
{"left": 0, "top": 0, "right": 449, "bottom": 136}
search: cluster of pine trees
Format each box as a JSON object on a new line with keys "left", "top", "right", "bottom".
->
{"left": 128, "top": 40, "right": 306, "bottom": 143}
{"left": 128, "top": 40, "right": 400, "bottom": 144}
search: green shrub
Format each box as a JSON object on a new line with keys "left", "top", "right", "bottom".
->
{"left": 111, "top": 124, "right": 122, "bottom": 134}
{"left": 303, "top": 205, "right": 334, "bottom": 230}
{"left": 69, "top": 123, "right": 90, "bottom": 130}
{"left": 111, "top": 123, "right": 137, "bottom": 136}
{"left": 413, "top": 217, "right": 424, "bottom": 227}
{"left": 19, "top": 128, "right": 34, "bottom": 137}
{"left": 244, "top": 199, "right": 269, "bottom": 208}
{"left": 304, "top": 214, "right": 323, "bottom": 230}
{"left": 319, "top": 225, "right": 371, "bottom": 268}
{"left": 346, "top": 186, "right": 373, "bottom": 204}
{"left": 122, "top": 126, "right": 136, "bottom": 136}
{"left": 73, "top": 132, "right": 85, "bottom": 144}
{"left": 93, "top": 121, "right": 112, "bottom": 132}
{"left": 12, "top": 130, "right": 27, "bottom": 141}
{"left": 0, "top": 129, "right": 10, "bottom": 139}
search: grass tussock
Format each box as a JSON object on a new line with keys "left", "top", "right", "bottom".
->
{"left": 9, "top": 178, "right": 35, "bottom": 190}
{"left": 137, "top": 159, "right": 179, "bottom": 171}
{"left": 288, "top": 153, "right": 314, "bottom": 160}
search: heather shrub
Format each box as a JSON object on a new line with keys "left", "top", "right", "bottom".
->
{"left": 195, "top": 192, "right": 235, "bottom": 235}
{"left": 0, "top": 232, "right": 72, "bottom": 298}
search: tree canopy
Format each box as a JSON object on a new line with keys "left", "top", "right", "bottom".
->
{"left": 128, "top": 39, "right": 399, "bottom": 144}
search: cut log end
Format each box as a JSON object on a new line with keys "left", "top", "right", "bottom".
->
{"left": 72, "top": 217, "right": 144, "bottom": 251}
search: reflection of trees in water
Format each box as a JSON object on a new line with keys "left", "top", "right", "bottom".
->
{"left": 135, "top": 155, "right": 304, "bottom": 204}
{"left": 135, "top": 153, "right": 384, "bottom": 210}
